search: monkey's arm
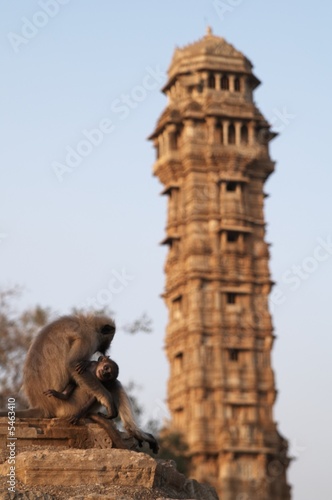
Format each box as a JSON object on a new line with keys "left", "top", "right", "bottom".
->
{"left": 69, "top": 391, "right": 118, "bottom": 425}
{"left": 44, "top": 381, "right": 77, "bottom": 401}
{"left": 67, "top": 344, "right": 116, "bottom": 417}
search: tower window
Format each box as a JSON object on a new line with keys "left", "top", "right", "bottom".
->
{"left": 197, "top": 79, "right": 204, "bottom": 93}
{"left": 228, "top": 123, "right": 236, "bottom": 144}
{"left": 227, "top": 293, "right": 236, "bottom": 304}
{"left": 174, "top": 352, "right": 184, "bottom": 375}
{"left": 226, "top": 181, "right": 237, "bottom": 192}
{"left": 221, "top": 75, "right": 229, "bottom": 90}
{"left": 175, "top": 352, "right": 183, "bottom": 364}
{"left": 169, "top": 131, "right": 178, "bottom": 150}
{"left": 216, "top": 120, "right": 224, "bottom": 144}
{"left": 227, "top": 231, "right": 239, "bottom": 242}
{"left": 229, "top": 349, "right": 239, "bottom": 361}
{"left": 172, "top": 295, "right": 182, "bottom": 319}
{"left": 234, "top": 77, "right": 241, "bottom": 92}
{"left": 174, "top": 406, "right": 184, "bottom": 426}
{"left": 208, "top": 73, "right": 216, "bottom": 89}
{"left": 240, "top": 125, "right": 248, "bottom": 145}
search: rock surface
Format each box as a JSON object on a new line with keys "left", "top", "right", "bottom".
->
{"left": 0, "top": 418, "right": 218, "bottom": 499}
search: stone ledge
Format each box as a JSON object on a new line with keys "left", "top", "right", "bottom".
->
{"left": 0, "top": 417, "right": 136, "bottom": 462}
{"left": 0, "top": 449, "right": 218, "bottom": 500}
{"left": 0, "top": 418, "right": 218, "bottom": 499}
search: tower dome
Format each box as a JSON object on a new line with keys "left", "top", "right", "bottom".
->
{"left": 163, "top": 27, "right": 260, "bottom": 93}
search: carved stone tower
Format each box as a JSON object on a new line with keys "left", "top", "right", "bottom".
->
{"left": 150, "top": 29, "right": 291, "bottom": 499}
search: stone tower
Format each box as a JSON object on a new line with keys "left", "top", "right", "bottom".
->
{"left": 150, "top": 29, "right": 291, "bottom": 499}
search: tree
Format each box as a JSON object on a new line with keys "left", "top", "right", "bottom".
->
{"left": 0, "top": 287, "right": 52, "bottom": 408}
{"left": 156, "top": 430, "right": 189, "bottom": 474}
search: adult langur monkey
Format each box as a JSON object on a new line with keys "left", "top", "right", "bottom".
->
{"left": 0, "top": 314, "right": 158, "bottom": 453}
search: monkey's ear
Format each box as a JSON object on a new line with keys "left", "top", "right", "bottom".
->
{"left": 97, "top": 355, "right": 104, "bottom": 362}
{"left": 101, "top": 324, "right": 115, "bottom": 335}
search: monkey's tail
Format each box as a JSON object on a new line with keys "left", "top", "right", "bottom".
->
{"left": 117, "top": 385, "right": 159, "bottom": 454}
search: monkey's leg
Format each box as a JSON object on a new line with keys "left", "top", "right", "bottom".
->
{"left": 88, "top": 413, "right": 127, "bottom": 450}
{"left": 44, "top": 381, "right": 77, "bottom": 400}
{"left": 67, "top": 396, "right": 97, "bottom": 424}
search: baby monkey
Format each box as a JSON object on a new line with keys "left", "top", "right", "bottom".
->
{"left": 44, "top": 355, "right": 119, "bottom": 424}
{"left": 44, "top": 356, "right": 158, "bottom": 453}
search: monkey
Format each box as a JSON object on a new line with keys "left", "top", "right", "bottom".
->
{"left": 0, "top": 314, "right": 158, "bottom": 453}
{"left": 21, "top": 314, "right": 117, "bottom": 419}
{"left": 44, "top": 355, "right": 120, "bottom": 421}
{"left": 44, "top": 355, "right": 159, "bottom": 454}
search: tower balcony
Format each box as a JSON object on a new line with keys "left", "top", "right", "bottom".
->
{"left": 210, "top": 142, "right": 271, "bottom": 163}
{"left": 222, "top": 260, "right": 253, "bottom": 282}
{"left": 256, "top": 370, "right": 276, "bottom": 391}
{"left": 219, "top": 423, "right": 266, "bottom": 449}
{"left": 220, "top": 199, "right": 245, "bottom": 220}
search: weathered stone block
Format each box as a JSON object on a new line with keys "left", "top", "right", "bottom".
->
{"left": 0, "top": 448, "right": 218, "bottom": 499}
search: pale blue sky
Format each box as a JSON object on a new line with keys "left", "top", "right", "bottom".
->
{"left": 1, "top": 1, "right": 332, "bottom": 499}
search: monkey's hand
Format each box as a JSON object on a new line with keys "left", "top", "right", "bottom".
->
{"left": 136, "top": 439, "right": 143, "bottom": 448}
{"left": 103, "top": 404, "right": 118, "bottom": 420}
{"left": 43, "top": 388, "right": 72, "bottom": 401}
{"left": 99, "top": 398, "right": 119, "bottom": 419}
{"left": 43, "top": 389, "right": 57, "bottom": 398}
{"left": 75, "top": 359, "right": 91, "bottom": 374}
{"left": 146, "top": 433, "right": 159, "bottom": 454}
{"left": 68, "top": 414, "right": 80, "bottom": 425}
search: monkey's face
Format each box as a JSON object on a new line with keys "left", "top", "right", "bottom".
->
{"left": 96, "top": 356, "right": 119, "bottom": 382}
{"left": 96, "top": 320, "right": 116, "bottom": 354}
